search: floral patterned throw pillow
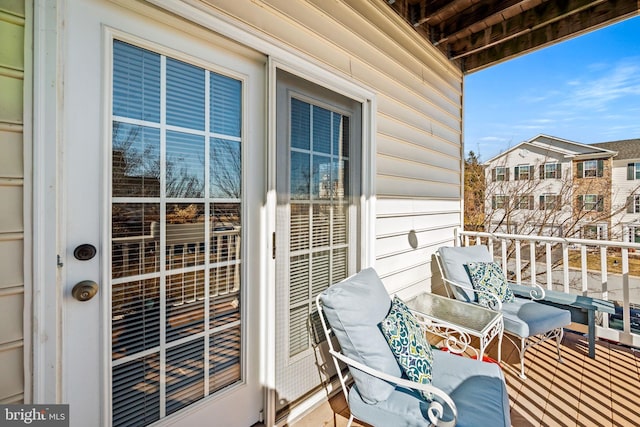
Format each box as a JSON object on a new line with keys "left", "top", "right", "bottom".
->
{"left": 380, "top": 296, "right": 433, "bottom": 400}
{"left": 466, "top": 261, "right": 515, "bottom": 308}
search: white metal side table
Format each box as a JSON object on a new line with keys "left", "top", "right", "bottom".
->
{"left": 405, "top": 292, "right": 503, "bottom": 362}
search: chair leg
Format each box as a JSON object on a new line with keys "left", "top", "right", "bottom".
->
{"left": 518, "top": 337, "right": 527, "bottom": 380}
{"left": 555, "top": 327, "right": 564, "bottom": 363}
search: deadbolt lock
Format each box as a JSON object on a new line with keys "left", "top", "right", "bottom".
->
{"left": 74, "top": 244, "right": 97, "bottom": 261}
{"left": 72, "top": 280, "right": 99, "bottom": 301}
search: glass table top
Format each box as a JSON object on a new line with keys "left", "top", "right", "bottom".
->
{"left": 405, "top": 292, "right": 501, "bottom": 334}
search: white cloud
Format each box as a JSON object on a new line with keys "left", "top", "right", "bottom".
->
{"left": 564, "top": 58, "right": 640, "bottom": 111}
{"left": 529, "top": 118, "right": 555, "bottom": 124}
{"left": 479, "top": 136, "right": 508, "bottom": 142}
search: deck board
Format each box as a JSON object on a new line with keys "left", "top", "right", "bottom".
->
{"left": 288, "top": 331, "right": 640, "bottom": 427}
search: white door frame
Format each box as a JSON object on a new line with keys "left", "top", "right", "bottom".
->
{"left": 266, "top": 60, "right": 376, "bottom": 425}
{"left": 32, "top": 0, "right": 64, "bottom": 405}
{"left": 32, "top": 1, "right": 377, "bottom": 426}
{"left": 32, "top": 1, "right": 266, "bottom": 425}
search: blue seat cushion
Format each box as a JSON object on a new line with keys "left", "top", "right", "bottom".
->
{"left": 348, "top": 350, "right": 511, "bottom": 427}
{"left": 320, "top": 268, "right": 402, "bottom": 403}
{"left": 438, "top": 246, "right": 493, "bottom": 301}
{"left": 502, "top": 297, "right": 571, "bottom": 338}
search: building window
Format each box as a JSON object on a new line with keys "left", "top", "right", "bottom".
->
{"left": 540, "top": 163, "right": 561, "bottom": 179}
{"left": 492, "top": 166, "right": 507, "bottom": 181}
{"left": 578, "top": 194, "right": 604, "bottom": 212}
{"left": 582, "top": 224, "right": 607, "bottom": 240}
{"left": 584, "top": 160, "right": 597, "bottom": 177}
{"left": 628, "top": 226, "right": 640, "bottom": 243}
{"left": 516, "top": 195, "right": 534, "bottom": 210}
{"left": 627, "top": 195, "right": 640, "bottom": 213}
{"left": 627, "top": 163, "right": 640, "bottom": 180}
{"left": 539, "top": 194, "right": 560, "bottom": 210}
{"left": 514, "top": 164, "right": 533, "bottom": 180}
{"left": 492, "top": 195, "right": 508, "bottom": 209}
{"left": 577, "top": 159, "right": 603, "bottom": 178}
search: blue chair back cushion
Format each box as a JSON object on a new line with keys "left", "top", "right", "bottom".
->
{"left": 438, "top": 245, "right": 493, "bottom": 301}
{"left": 319, "top": 268, "right": 402, "bottom": 403}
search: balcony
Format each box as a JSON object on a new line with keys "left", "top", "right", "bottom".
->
{"left": 290, "top": 229, "right": 640, "bottom": 426}
{"left": 292, "top": 330, "right": 639, "bottom": 426}
{"left": 456, "top": 228, "right": 640, "bottom": 348}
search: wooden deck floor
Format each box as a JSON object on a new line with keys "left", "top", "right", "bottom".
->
{"left": 288, "top": 331, "right": 640, "bottom": 427}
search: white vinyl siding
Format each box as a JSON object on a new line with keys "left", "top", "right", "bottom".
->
{"left": 193, "top": 0, "right": 463, "bottom": 295}
{"left": 608, "top": 159, "right": 640, "bottom": 239}
{"left": 0, "top": 0, "right": 26, "bottom": 405}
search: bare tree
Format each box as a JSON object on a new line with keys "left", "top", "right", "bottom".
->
{"left": 464, "top": 151, "right": 485, "bottom": 231}
{"left": 468, "top": 153, "right": 638, "bottom": 285}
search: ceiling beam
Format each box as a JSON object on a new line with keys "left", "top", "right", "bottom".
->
{"left": 387, "top": 0, "right": 640, "bottom": 73}
{"left": 413, "top": 0, "right": 473, "bottom": 27}
{"left": 431, "top": 0, "right": 543, "bottom": 45}
{"left": 448, "top": 0, "right": 609, "bottom": 59}
{"left": 461, "top": 0, "right": 640, "bottom": 72}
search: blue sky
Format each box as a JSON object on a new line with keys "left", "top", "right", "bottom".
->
{"left": 464, "top": 15, "right": 640, "bottom": 162}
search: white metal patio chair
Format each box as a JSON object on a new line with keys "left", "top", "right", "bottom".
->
{"left": 316, "top": 267, "right": 511, "bottom": 427}
{"left": 436, "top": 245, "right": 571, "bottom": 379}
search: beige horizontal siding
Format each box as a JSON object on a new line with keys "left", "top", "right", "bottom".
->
{"left": 0, "top": 0, "right": 24, "bottom": 404}
{"left": 0, "top": 344, "right": 24, "bottom": 403}
{"left": 146, "top": 0, "right": 463, "bottom": 305}
{"left": 0, "top": 128, "right": 23, "bottom": 177}
{"left": 0, "top": 237, "right": 23, "bottom": 288}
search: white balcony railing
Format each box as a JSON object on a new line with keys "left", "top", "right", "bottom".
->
{"left": 455, "top": 228, "right": 640, "bottom": 348}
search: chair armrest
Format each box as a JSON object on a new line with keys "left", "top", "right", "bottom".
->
{"left": 330, "top": 349, "right": 457, "bottom": 427}
{"left": 442, "top": 277, "right": 503, "bottom": 311}
{"left": 509, "top": 282, "right": 545, "bottom": 300}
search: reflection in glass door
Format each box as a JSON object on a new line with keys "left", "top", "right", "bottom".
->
{"left": 275, "top": 71, "right": 361, "bottom": 412}
{"left": 110, "top": 40, "right": 244, "bottom": 426}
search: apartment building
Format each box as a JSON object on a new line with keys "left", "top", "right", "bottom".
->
{"left": 483, "top": 134, "right": 619, "bottom": 239}
{"left": 593, "top": 139, "right": 640, "bottom": 241}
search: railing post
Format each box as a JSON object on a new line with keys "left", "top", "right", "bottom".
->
{"left": 580, "top": 244, "right": 588, "bottom": 296}
{"left": 501, "top": 240, "right": 507, "bottom": 275}
{"left": 622, "top": 227, "right": 631, "bottom": 337}
{"left": 562, "top": 243, "right": 570, "bottom": 293}
{"left": 545, "top": 242, "right": 552, "bottom": 290}
{"left": 515, "top": 240, "right": 521, "bottom": 284}
{"left": 529, "top": 241, "right": 536, "bottom": 286}
{"left": 599, "top": 246, "right": 608, "bottom": 299}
